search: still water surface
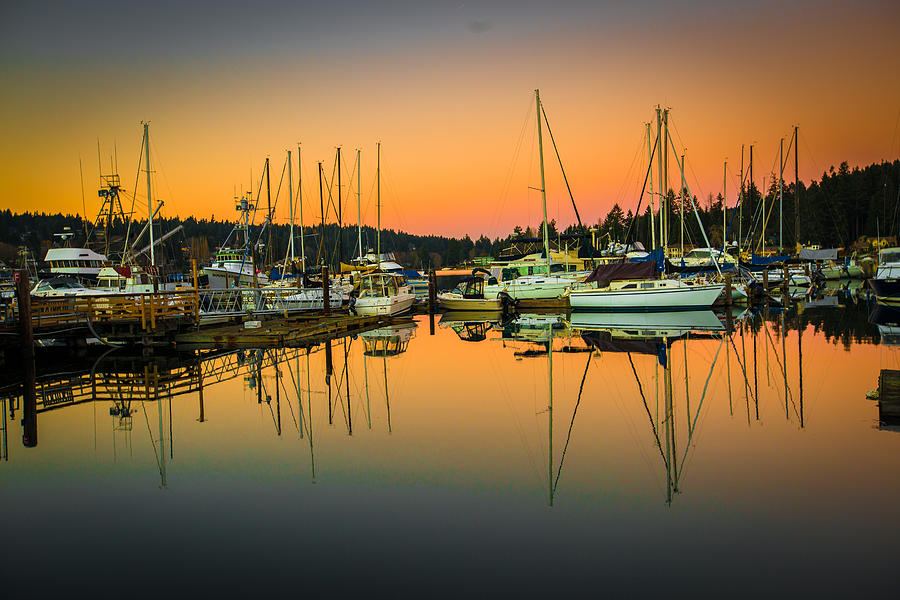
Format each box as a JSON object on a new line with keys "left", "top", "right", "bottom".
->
{"left": 2, "top": 297, "right": 898, "bottom": 596}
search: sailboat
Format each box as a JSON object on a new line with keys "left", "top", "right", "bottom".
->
{"left": 483, "top": 90, "right": 580, "bottom": 301}
{"left": 353, "top": 142, "right": 416, "bottom": 316}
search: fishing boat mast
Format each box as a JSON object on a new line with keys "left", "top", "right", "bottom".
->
{"left": 535, "top": 89, "right": 551, "bottom": 275}
{"left": 143, "top": 122, "right": 155, "bottom": 267}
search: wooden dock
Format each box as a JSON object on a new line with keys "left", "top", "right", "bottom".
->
{"left": 878, "top": 369, "right": 900, "bottom": 425}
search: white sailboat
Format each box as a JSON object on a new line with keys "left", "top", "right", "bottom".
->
{"left": 484, "top": 90, "right": 579, "bottom": 301}
{"left": 568, "top": 278, "right": 724, "bottom": 311}
{"left": 353, "top": 142, "right": 416, "bottom": 316}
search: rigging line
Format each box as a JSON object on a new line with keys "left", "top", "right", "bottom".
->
{"left": 613, "top": 128, "right": 647, "bottom": 217}
{"left": 552, "top": 351, "right": 592, "bottom": 494}
{"left": 629, "top": 351, "right": 668, "bottom": 470}
{"left": 798, "top": 131, "right": 846, "bottom": 246}
{"left": 539, "top": 104, "right": 585, "bottom": 234}
{"left": 728, "top": 333, "right": 758, "bottom": 407}
{"left": 139, "top": 399, "right": 165, "bottom": 483}
{"left": 278, "top": 366, "right": 300, "bottom": 433}
{"left": 490, "top": 93, "right": 535, "bottom": 237}
{"left": 677, "top": 336, "right": 724, "bottom": 476}
{"left": 762, "top": 320, "right": 800, "bottom": 420}
{"left": 123, "top": 132, "right": 147, "bottom": 253}
{"left": 624, "top": 135, "right": 659, "bottom": 247}
{"left": 268, "top": 154, "right": 288, "bottom": 221}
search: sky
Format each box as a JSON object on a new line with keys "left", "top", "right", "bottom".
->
{"left": 2, "top": 0, "right": 899, "bottom": 239}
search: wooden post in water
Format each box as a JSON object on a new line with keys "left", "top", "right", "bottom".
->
{"left": 762, "top": 268, "right": 769, "bottom": 291}
{"left": 322, "top": 265, "right": 330, "bottom": 316}
{"left": 17, "top": 271, "right": 37, "bottom": 448}
{"left": 724, "top": 273, "right": 733, "bottom": 306}
{"left": 782, "top": 263, "right": 789, "bottom": 295}
{"left": 191, "top": 259, "right": 200, "bottom": 322}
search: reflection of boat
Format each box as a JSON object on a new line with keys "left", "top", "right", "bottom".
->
{"left": 439, "top": 310, "right": 504, "bottom": 342}
{"left": 870, "top": 247, "right": 900, "bottom": 305}
{"left": 360, "top": 322, "right": 417, "bottom": 356}
{"left": 502, "top": 312, "right": 569, "bottom": 344}
{"left": 570, "top": 310, "right": 724, "bottom": 336}
{"left": 869, "top": 304, "right": 900, "bottom": 346}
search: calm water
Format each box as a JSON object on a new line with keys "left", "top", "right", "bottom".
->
{"left": 2, "top": 292, "right": 899, "bottom": 597}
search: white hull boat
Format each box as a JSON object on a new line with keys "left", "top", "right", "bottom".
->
{"left": 568, "top": 279, "right": 724, "bottom": 311}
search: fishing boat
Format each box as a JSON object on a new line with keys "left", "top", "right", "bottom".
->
{"left": 202, "top": 193, "right": 269, "bottom": 288}
{"left": 43, "top": 246, "right": 108, "bottom": 281}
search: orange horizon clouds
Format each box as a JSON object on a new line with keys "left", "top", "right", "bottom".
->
{"left": 2, "top": 1, "right": 898, "bottom": 239}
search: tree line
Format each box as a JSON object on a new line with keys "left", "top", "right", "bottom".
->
{"left": 1, "top": 159, "right": 897, "bottom": 270}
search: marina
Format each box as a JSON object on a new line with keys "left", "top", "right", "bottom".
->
{"left": 4, "top": 1, "right": 900, "bottom": 596}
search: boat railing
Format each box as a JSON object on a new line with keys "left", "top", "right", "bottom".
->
{"left": 197, "top": 286, "right": 337, "bottom": 319}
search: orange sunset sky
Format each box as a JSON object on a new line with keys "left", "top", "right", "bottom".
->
{"left": 2, "top": 0, "right": 899, "bottom": 239}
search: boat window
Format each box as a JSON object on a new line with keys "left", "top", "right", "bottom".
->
{"left": 640, "top": 283, "right": 655, "bottom": 289}
{"left": 621, "top": 283, "right": 637, "bottom": 289}
{"left": 881, "top": 251, "right": 900, "bottom": 264}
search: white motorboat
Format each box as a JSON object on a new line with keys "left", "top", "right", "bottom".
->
{"left": 483, "top": 273, "right": 580, "bottom": 300}
{"left": 438, "top": 276, "right": 504, "bottom": 311}
{"left": 353, "top": 272, "right": 416, "bottom": 316}
{"left": 31, "top": 277, "right": 110, "bottom": 297}
{"left": 871, "top": 247, "right": 900, "bottom": 305}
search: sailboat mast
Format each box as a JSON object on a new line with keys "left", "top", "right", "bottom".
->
{"left": 337, "top": 146, "right": 343, "bottom": 268}
{"left": 723, "top": 161, "right": 727, "bottom": 253}
{"left": 298, "top": 145, "right": 305, "bottom": 271}
{"left": 265, "top": 157, "right": 272, "bottom": 269}
{"left": 656, "top": 107, "right": 664, "bottom": 254}
{"left": 143, "top": 122, "right": 155, "bottom": 267}
{"left": 318, "top": 161, "right": 325, "bottom": 267}
{"left": 794, "top": 126, "right": 799, "bottom": 250}
{"left": 680, "top": 152, "right": 685, "bottom": 258}
{"left": 663, "top": 109, "right": 669, "bottom": 252}
{"left": 647, "top": 122, "right": 656, "bottom": 249}
{"left": 779, "top": 137, "right": 784, "bottom": 252}
{"left": 749, "top": 144, "right": 754, "bottom": 252}
{"left": 377, "top": 142, "right": 381, "bottom": 271}
{"left": 739, "top": 145, "right": 744, "bottom": 252}
{"left": 288, "top": 150, "right": 295, "bottom": 263}
{"left": 535, "top": 89, "right": 551, "bottom": 275}
{"left": 357, "top": 149, "right": 362, "bottom": 260}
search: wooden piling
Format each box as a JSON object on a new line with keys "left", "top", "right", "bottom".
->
{"left": 724, "top": 273, "right": 733, "bottom": 306}
{"left": 322, "top": 265, "right": 330, "bottom": 316}
{"left": 15, "top": 270, "right": 37, "bottom": 448}
{"left": 762, "top": 269, "right": 769, "bottom": 290}
{"left": 782, "top": 263, "right": 789, "bottom": 294}
{"left": 14, "top": 270, "right": 33, "bottom": 352}
{"left": 192, "top": 259, "right": 200, "bottom": 322}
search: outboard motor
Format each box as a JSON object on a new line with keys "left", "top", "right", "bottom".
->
{"left": 498, "top": 291, "right": 519, "bottom": 318}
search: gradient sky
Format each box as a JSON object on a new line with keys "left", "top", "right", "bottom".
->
{"left": 2, "top": 0, "right": 898, "bottom": 238}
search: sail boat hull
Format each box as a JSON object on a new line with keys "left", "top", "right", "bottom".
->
{"left": 569, "top": 283, "right": 724, "bottom": 311}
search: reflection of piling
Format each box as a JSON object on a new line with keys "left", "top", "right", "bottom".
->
{"left": 322, "top": 266, "right": 330, "bottom": 316}
{"left": 428, "top": 270, "right": 436, "bottom": 335}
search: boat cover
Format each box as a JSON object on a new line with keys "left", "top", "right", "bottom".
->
{"left": 583, "top": 260, "right": 656, "bottom": 284}
{"left": 751, "top": 253, "right": 790, "bottom": 265}
{"left": 799, "top": 248, "right": 839, "bottom": 261}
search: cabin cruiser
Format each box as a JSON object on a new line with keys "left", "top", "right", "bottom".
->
{"left": 438, "top": 276, "right": 506, "bottom": 311}
{"left": 43, "top": 247, "right": 108, "bottom": 281}
{"left": 96, "top": 265, "right": 192, "bottom": 293}
{"left": 353, "top": 272, "right": 416, "bottom": 316}
{"left": 870, "top": 247, "right": 900, "bottom": 305}
{"left": 679, "top": 247, "right": 737, "bottom": 269}
{"left": 31, "top": 277, "right": 110, "bottom": 297}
